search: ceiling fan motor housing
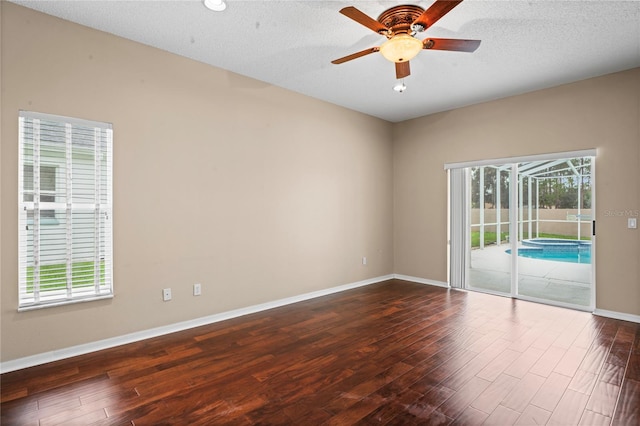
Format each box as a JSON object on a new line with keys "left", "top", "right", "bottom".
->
{"left": 377, "top": 5, "right": 426, "bottom": 36}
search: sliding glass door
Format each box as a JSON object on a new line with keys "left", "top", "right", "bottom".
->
{"left": 449, "top": 151, "right": 595, "bottom": 310}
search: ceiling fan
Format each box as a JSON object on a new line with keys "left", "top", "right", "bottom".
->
{"left": 331, "top": 0, "right": 481, "bottom": 79}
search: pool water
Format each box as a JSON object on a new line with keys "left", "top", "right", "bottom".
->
{"left": 506, "top": 238, "right": 592, "bottom": 264}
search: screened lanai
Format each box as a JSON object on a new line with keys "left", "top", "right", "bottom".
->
{"left": 471, "top": 157, "right": 592, "bottom": 248}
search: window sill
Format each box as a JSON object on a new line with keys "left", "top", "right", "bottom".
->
{"left": 18, "top": 293, "right": 114, "bottom": 312}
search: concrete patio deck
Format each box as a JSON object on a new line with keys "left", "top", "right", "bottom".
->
{"left": 469, "top": 244, "right": 592, "bottom": 307}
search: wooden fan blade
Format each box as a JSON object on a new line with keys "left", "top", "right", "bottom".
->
{"left": 423, "top": 38, "right": 481, "bottom": 52}
{"left": 331, "top": 47, "right": 380, "bottom": 64}
{"left": 395, "top": 61, "right": 411, "bottom": 79}
{"left": 339, "top": 6, "right": 388, "bottom": 34}
{"left": 413, "top": 0, "right": 463, "bottom": 30}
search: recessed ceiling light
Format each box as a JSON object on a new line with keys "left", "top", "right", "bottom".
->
{"left": 204, "top": 0, "right": 227, "bottom": 12}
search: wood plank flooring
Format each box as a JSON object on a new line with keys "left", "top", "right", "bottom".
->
{"left": 1, "top": 279, "right": 639, "bottom": 425}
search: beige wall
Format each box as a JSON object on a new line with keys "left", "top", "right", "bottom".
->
{"left": 394, "top": 68, "right": 640, "bottom": 316}
{"left": 0, "top": 4, "right": 394, "bottom": 362}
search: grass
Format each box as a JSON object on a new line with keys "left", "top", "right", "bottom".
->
{"left": 471, "top": 231, "right": 509, "bottom": 248}
{"left": 27, "top": 261, "right": 106, "bottom": 292}
{"left": 471, "top": 231, "right": 590, "bottom": 248}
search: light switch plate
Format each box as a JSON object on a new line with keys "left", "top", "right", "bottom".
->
{"left": 629, "top": 218, "right": 637, "bottom": 229}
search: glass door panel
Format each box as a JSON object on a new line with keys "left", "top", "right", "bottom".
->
{"left": 516, "top": 157, "right": 593, "bottom": 308}
{"left": 468, "top": 165, "right": 512, "bottom": 295}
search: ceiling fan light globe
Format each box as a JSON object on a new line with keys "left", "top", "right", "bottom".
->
{"left": 380, "top": 34, "right": 422, "bottom": 63}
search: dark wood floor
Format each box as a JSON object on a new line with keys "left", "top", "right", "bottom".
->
{"left": 1, "top": 279, "right": 639, "bottom": 425}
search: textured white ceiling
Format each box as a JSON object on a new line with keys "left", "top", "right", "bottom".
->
{"left": 10, "top": 0, "right": 640, "bottom": 122}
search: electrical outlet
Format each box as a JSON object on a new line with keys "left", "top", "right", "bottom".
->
{"left": 193, "top": 283, "right": 202, "bottom": 296}
{"left": 362, "top": 256, "right": 367, "bottom": 265}
{"left": 162, "top": 288, "right": 172, "bottom": 301}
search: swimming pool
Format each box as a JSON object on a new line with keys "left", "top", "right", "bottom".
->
{"left": 506, "top": 238, "right": 592, "bottom": 264}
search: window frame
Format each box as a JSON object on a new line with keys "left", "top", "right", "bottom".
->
{"left": 18, "top": 111, "right": 114, "bottom": 311}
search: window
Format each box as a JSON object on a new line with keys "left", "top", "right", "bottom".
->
{"left": 24, "top": 164, "right": 57, "bottom": 220}
{"left": 18, "top": 111, "right": 113, "bottom": 310}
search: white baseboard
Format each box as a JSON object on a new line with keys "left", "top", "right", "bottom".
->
{"left": 392, "top": 276, "right": 640, "bottom": 324}
{"left": 0, "top": 274, "right": 394, "bottom": 374}
{"left": 393, "top": 274, "right": 450, "bottom": 288}
{"left": 593, "top": 309, "right": 640, "bottom": 324}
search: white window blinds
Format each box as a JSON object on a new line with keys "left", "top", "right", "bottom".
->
{"left": 18, "top": 111, "right": 113, "bottom": 310}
